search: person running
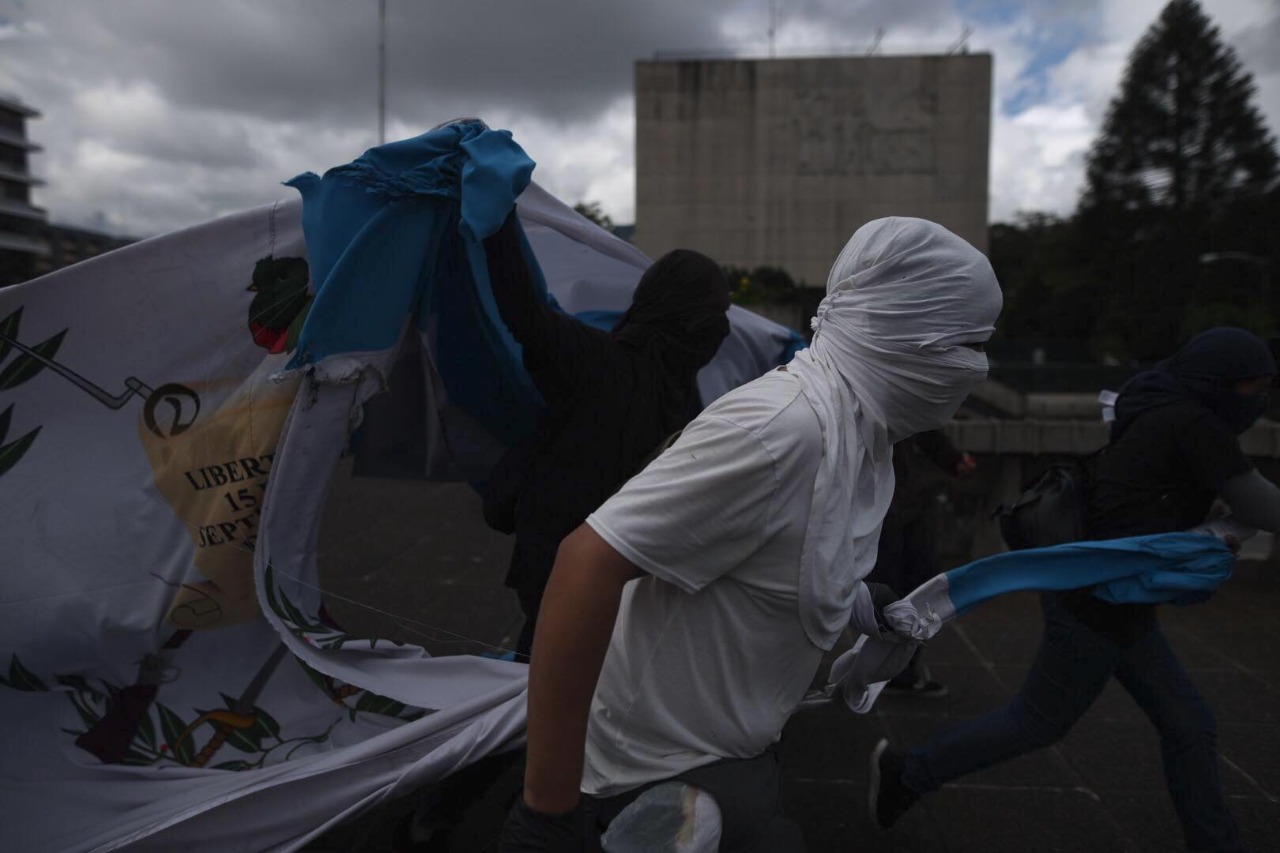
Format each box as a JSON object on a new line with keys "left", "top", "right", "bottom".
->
{"left": 481, "top": 211, "right": 732, "bottom": 660}
{"left": 870, "top": 429, "right": 977, "bottom": 698}
{"left": 870, "top": 326, "right": 1280, "bottom": 853}
{"left": 500, "top": 217, "right": 1002, "bottom": 852}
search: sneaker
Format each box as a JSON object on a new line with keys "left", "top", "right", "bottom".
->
{"left": 868, "top": 738, "right": 918, "bottom": 830}
{"left": 391, "top": 812, "right": 453, "bottom": 853}
{"left": 882, "top": 663, "right": 948, "bottom": 698}
{"left": 882, "top": 676, "right": 949, "bottom": 699}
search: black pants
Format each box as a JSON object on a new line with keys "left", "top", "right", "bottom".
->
{"left": 868, "top": 504, "right": 938, "bottom": 684}
{"left": 580, "top": 744, "right": 805, "bottom": 852}
{"left": 417, "top": 747, "right": 804, "bottom": 851}
{"left": 405, "top": 749, "right": 526, "bottom": 850}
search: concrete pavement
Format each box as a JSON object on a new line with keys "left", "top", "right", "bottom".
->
{"left": 307, "top": 463, "right": 1280, "bottom": 852}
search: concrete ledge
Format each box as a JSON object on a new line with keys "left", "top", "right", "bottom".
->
{"left": 946, "top": 418, "right": 1108, "bottom": 455}
{"left": 947, "top": 418, "right": 1280, "bottom": 457}
{"left": 965, "top": 379, "right": 1026, "bottom": 418}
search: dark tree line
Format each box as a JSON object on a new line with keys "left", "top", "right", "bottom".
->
{"left": 572, "top": 201, "right": 615, "bottom": 232}
{"left": 723, "top": 265, "right": 802, "bottom": 305}
{"left": 992, "top": 0, "right": 1279, "bottom": 363}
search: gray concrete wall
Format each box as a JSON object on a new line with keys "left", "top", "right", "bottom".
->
{"left": 634, "top": 55, "right": 991, "bottom": 286}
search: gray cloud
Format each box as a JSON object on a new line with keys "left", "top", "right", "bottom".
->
{"left": 0, "top": 0, "right": 1273, "bottom": 238}
{"left": 13, "top": 1, "right": 744, "bottom": 128}
{"left": 5, "top": 0, "right": 949, "bottom": 235}
{"left": 8, "top": 1, "right": 976, "bottom": 133}
{"left": 1233, "top": 5, "right": 1280, "bottom": 74}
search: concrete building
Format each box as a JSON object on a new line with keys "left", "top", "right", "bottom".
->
{"left": 0, "top": 93, "right": 135, "bottom": 287}
{"left": 31, "top": 221, "right": 135, "bottom": 279}
{"left": 0, "top": 91, "right": 47, "bottom": 286}
{"left": 634, "top": 54, "right": 991, "bottom": 286}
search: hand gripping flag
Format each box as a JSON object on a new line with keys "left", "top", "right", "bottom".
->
{"left": 0, "top": 120, "right": 804, "bottom": 852}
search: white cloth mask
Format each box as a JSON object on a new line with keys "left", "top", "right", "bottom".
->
{"left": 785, "top": 216, "right": 1002, "bottom": 649}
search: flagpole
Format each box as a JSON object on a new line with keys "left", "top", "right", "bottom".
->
{"left": 377, "top": 0, "right": 386, "bottom": 144}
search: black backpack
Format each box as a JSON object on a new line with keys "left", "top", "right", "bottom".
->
{"left": 994, "top": 451, "right": 1103, "bottom": 550}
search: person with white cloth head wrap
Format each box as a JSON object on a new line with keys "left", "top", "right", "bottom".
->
{"left": 787, "top": 216, "right": 1002, "bottom": 651}
{"left": 501, "top": 218, "right": 1002, "bottom": 853}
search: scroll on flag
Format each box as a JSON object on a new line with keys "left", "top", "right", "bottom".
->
{"left": 0, "top": 120, "right": 803, "bottom": 852}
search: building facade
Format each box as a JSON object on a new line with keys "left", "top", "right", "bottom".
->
{"left": 0, "top": 92, "right": 47, "bottom": 286}
{"left": 634, "top": 54, "right": 991, "bottom": 286}
{"left": 0, "top": 93, "right": 135, "bottom": 287}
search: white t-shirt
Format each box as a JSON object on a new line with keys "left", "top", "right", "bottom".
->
{"left": 583, "top": 369, "right": 826, "bottom": 796}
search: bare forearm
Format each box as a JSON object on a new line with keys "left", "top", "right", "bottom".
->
{"left": 523, "top": 527, "right": 639, "bottom": 814}
{"left": 1220, "top": 469, "right": 1280, "bottom": 534}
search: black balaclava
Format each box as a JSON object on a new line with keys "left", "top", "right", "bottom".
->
{"left": 612, "top": 249, "right": 731, "bottom": 375}
{"left": 1113, "top": 327, "right": 1277, "bottom": 438}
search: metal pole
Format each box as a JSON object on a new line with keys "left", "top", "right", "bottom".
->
{"left": 768, "top": 0, "right": 777, "bottom": 58}
{"left": 378, "top": 0, "right": 386, "bottom": 144}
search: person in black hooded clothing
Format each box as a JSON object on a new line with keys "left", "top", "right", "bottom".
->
{"left": 395, "top": 215, "right": 731, "bottom": 853}
{"left": 480, "top": 212, "right": 732, "bottom": 661}
{"left": 871, "top": 327, "right": 1280, "bottom": 853}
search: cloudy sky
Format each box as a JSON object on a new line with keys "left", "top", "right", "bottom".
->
{"left": 1, "top": 0, "right": 1277, "bottom": 238}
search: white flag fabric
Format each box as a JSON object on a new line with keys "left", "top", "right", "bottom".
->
{"left": 0, "top": 122, "right": 803, "bottom": 852}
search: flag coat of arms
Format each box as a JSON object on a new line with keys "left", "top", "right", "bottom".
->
{"left": 0, "top": 121, "right": 802, "bottom": 851}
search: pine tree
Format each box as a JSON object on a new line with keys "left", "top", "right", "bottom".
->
{"left": 572, "top": 201, "right": 615, "bottom": 233}
{"left": 988, "top": 213, "right": 1092, "bottom": 348}
{"left": 1077, "top": 0, "right": 1279, "bottom": 360}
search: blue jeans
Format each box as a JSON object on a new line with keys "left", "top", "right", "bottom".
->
{"left": 903, "top": 593, "right": 1244, "bottom": 853}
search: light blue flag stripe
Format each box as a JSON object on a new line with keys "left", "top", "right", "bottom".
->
{"left": 943, "top": 533, "right": 1236, "bottom": 616}
{"left": 283, "top": 120, "right": 545, "bottom": 446}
